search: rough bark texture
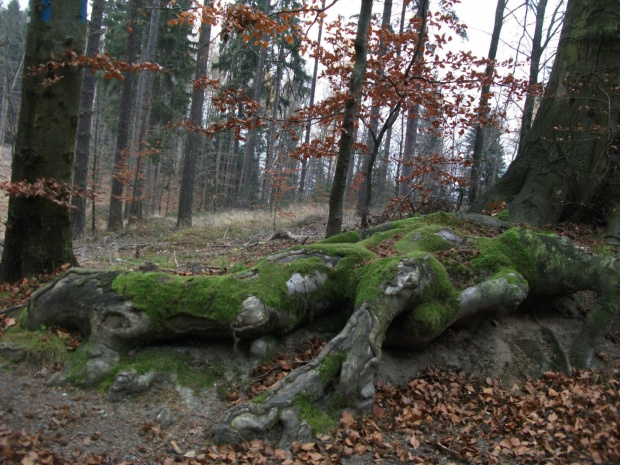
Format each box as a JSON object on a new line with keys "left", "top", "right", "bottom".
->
{"left": 27, "top": 213, "right": 620, "bottom": 446}
{"left": 474, "top": 0, "right": 620, "bottom": 240}
{"left": 0, "top": 0, "right": 86, "bottom": 282}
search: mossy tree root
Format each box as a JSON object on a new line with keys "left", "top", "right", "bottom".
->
{"left": 23, "top": 214, "right": 620, "bottom": 444}
{"left": 212, "top": 255, "right": 438, "bottom": 447}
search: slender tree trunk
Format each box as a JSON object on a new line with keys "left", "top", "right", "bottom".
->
{"left": 298, "top": 0, "right": 326, "bottom": 198}
{"left": 240, "top": 0, "right": 270, "bottom": 209}
{"left": 468, "top": 0, "right": 506, "bottom": 203}
{"left": 0, "top": 0, "right": 86, "bottom": 282}
{"left": 177, "top": 1, "right": 212, "bottom": 227}
{"left": 356, "top": 0, "right": 393, "bottom": 215}
{"left": 262, "top": 45, "right": 285, "bottom": 205}
{"left": 128, "top": 0, "right": 161, "bottom": 223}
{"left": 517, "top": 0, "right": 548, "bottom": 155}
{"left": 108, "top": 0, "right": 139, "bottom": 231}
{"left": 71, "top": 0, "right": 105, "bottom": 239}
{"left": 325, "top": 0, "right": 373, "bottom": 237}
{"left": 396, "top": 0, "right": 427, "bottom": 198}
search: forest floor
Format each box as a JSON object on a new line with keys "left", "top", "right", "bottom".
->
{"left": 0, "top": 207, "right": 619, "bottom": 464}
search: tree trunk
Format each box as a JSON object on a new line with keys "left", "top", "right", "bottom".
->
{"left": 108, "top": 0, "right": 139, "bottom": 231}
{"left": 298, "top": 0, "right": 325, "bottom": 199}
{"left": 468, "top": 0, "right": 506, "bottom": 203}
{"left": 240, "top": 0, "right": 270, "bottom": 209}
{"left": 517, "top": 0, "right": 548, "bottom": 155}
{"left": 71, "top": 0, "right": 105, "bottom": 239}
{"left": 0, "top": 0, "right": 86, "bottom": 282}
{"left": 474, "top": 0, "right": 620, "bottom": 243}
{"left": 262, "top": 45, "right": 285, "bottom": 205}
{"left": 177, "top": 2, "right": 212, "bottom": 228}
{"left": 28, "top": 213, "right": 620, "bottom": 444}
{"left": 356, "top": 0, "right": 393, "bottom": 217}
{"left": 325, "top": 0, "right": 373, "bottom": 237}
{"left": 128, "top": 0, "right": 161, "bottom": 224}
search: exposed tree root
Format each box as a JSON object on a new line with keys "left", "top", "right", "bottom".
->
{"left": 24, "top": 214, "right": 620, "bottom": 446}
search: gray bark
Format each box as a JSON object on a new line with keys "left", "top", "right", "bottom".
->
{"left": 0, "top": 0, "right": 86, "bottom": 282}
{"left": 474, "top": 0, "right": 620, "bottom": 240}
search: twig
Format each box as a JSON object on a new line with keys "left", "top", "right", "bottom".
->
{"left": 173, "top": 251, "right": 179, "bottom": 268}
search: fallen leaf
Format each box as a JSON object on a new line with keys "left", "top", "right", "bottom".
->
{"left": 170, "top": 440, "right": 183, "bottom": 454}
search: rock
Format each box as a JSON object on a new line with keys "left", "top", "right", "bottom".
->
{"left": 151, "top": 406, "right": 173, "bottom": 428}
{"left": 107, "top": 369, "right": 154, "bottom": 400}
{"left": 0, "top": 344, "right": 26, "bottom": 363}
{"left": 250, "top": 336, "right": 277, "bottom": 360}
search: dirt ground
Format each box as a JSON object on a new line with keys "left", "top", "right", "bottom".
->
{"left": 0, "top": 209, "right": 619, "bottom": 464}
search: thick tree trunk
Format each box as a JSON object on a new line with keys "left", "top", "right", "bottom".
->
{"left": 71, "top": 0, "right": 105, "bottom": 239}
{"left": 325, "top": 0, "right": 373, "bottom": 237}
{"left": 27, "top": 213, "right": 620, "bottom": 444}
{"left": 177, "top": 2, "right": 212, "bottom": 228}
{"left": 474, "top": 0, "right": 620, "bottom": 241}
{"left": 0, "top": 0, "right": 86, "bottom": 282}
{"left": 108, "top": 0, "right": 139, "bottom": 231}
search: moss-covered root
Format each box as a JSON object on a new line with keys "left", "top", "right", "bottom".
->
{"left": 212, "top": 255, "right": 436, "bottom": 447}
{"left": 569, "top": 257, "right": 620, "bottom": 369}
{"left": 515, "top": 231, "right": 620, "bottom": 369}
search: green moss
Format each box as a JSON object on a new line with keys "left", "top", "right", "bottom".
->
{"left": 251, "top": 392, "right": 268, "bottom": 404}
{"left": 0, "top": 326, "right": 69, "bottom": 365}
{"left": 472, "top": 228, "right": 538, "bottom": 286}
{"left": 393, "top": 226, "right": 453, "bottom": 254}
{"left": 111, "top": 256, "right": 339, "bottom": 330}
{"left": 355, "top": 257, "right": 402, "bottom": 305}
{"left": 496, "top": 209, "right": 509, "bottom": 221}
{"left": 359, "top": 227, "right": 410, "bottom": 247}
{"left": 317, "top": 351, "right": 346, "bottom": 387}
{"left": 293, "top": 395, "right": 336, "bottom": 434}
{"left": 319, "top": 230, "right": 360, "bottom": 244}
{"left": 421, "top": 254, "right": 458, "bottom": 304}
{"left": 100, "top": 346, "right": 224, "bottom": 392}
{"left": 412, "top": 301, "right": 451, "bottom": 335}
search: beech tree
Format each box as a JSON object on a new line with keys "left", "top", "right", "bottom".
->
{"left": 474, "top": 0, "right": 620, "bottom": 243}
{"left": 0, "top": 0, "right": 86, "bottom": 282}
